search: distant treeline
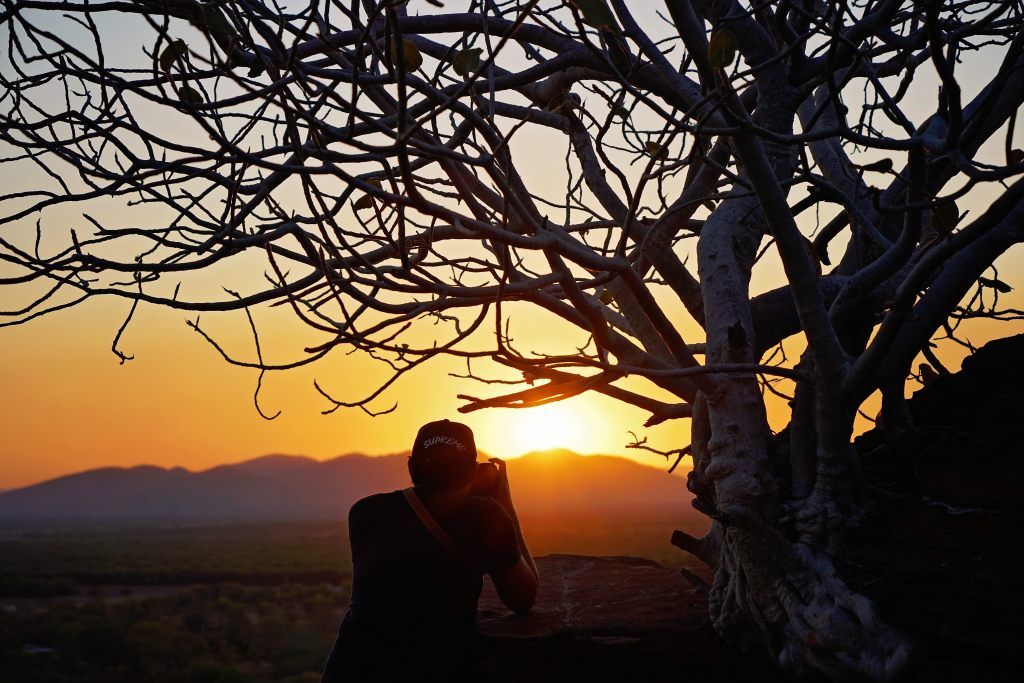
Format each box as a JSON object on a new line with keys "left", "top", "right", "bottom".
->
{"left": 0, "top": 570, "right": 350, "bottom": 598}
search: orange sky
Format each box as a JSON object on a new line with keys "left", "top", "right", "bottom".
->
{"left": 0, "top": 289, "right": 697, "bottom": 489}
{"left": 1, "top": 8, "right": 1023, "bottom": 491}
{"left": 2, "top": 259, "right": 1020, "bottom": 490}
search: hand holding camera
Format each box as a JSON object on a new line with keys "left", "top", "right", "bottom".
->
{"left": 471, "top": 458, "right": 509, "bottom": 500}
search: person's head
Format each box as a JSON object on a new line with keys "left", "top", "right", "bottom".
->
{"left": 407, "top": 419, "right": 477, "bottom": 492}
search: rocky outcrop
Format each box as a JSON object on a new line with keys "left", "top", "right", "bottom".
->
{"left": 476, "top": 554, "right": 779, "bottom": 682}
{"left": 846, "top": 333, "right": 1024, "bottom": 682}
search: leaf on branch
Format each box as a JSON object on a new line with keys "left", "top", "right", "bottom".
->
{"left": 159, "top": 39, "right": 188, "bottom": 73}
{"left": 921, "top": 115, "right": 948, "bottom": 155}
{"left": 353, "top": 178, "right": 383, "bottom": 211}
{"left": 545, "top": 91, "right": 578, "bottom": 113}
{"left": 185, "top": 2, "right": 240, "bottom": 60}
{"left": 931, "top": 199, "right": 959, "bottom": 234}
{"left": 645, "top": 140, "right": 668, "bottom": 161}
{"left": 452, "top": 48, "right": 482, "bottom": 76}
{"left": 803, "top": 236, "right": 823, "bottom": 276}
{"left": 855, "top": 158, "right": 893, "bottom": 174}
{"left": 708, "top": 29, "right": 738, "bottom": 69}
{"left": 390, "top": 39, "right": 423, "bottom": 72}
{"left": 177, "top": 85, "right": 203, "bottom": 105}
{"left": 598, "top": 289, "right": 615, "bottom": 304}
{"left": 611, "top": 104, "right": 630, "bottom": 121}
{"left": 979, "top": 276, "right": 1013, "bottom": 293}
{"left": 568, "top": 0, "right": 618, "bottom": 31}
{"left": 919, "top": 363, "right": 939, "bottom": 385}
{"left": 199, "top": 3, "right": 236, "bottom": 38}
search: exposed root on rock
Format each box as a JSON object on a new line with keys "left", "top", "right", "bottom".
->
{"left": 711, "top": 529, "right": 912, "bottom": 681}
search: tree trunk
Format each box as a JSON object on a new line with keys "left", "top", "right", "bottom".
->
{"left": 692, "top": 92, "right": 912, "bottom": 678}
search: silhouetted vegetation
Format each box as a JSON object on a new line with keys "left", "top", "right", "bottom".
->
{"left": 0, "top": 523, "right": 351, "bottom": 593}
{"left": 2, "top": 582, "right": 343, "bottom": 683}
{"left": 0, "top": 524, "right": 351, "bottom": 682}
{"left": 0, "top": 514, "right": 697, "bottom": 682}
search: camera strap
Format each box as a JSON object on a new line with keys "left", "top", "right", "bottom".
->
{"left": 402, "top": 487, "right": 477, "bottom": 571}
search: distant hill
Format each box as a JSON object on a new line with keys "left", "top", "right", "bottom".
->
{"left": 0, "top": 450, "right": 691, "bottom": 526}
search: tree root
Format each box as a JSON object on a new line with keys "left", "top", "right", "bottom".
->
{"left": 712, "top": 528, "right": 912, "bottom": 681}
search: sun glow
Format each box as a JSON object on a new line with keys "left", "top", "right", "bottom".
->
{"left": 477, "top": 401, "right": 595, "bottom": 458}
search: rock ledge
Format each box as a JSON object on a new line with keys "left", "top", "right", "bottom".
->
{"left": 477, "top": 554, "right": 777, "bottom": 682}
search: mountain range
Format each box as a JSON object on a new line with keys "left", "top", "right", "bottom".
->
{"left": 0, "top": 450, "right": 691, "bottom": 525}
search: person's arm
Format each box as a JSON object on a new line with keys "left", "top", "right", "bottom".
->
{"left": 487, "top": 458, "right": 539, "bottom": 613}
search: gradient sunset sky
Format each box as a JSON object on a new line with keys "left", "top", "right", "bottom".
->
{"left": 2, "top": 4, "right": 1022, "bottom": 490}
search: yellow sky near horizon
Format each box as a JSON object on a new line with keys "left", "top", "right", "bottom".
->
{"left": 0, "top": 291, "right": 695, "bottom": 488}
{"left": 2, "top": 3, "right": 1024, "bottom": 491}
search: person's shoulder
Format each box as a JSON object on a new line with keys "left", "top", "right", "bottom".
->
{"left": 349, "top": 490, "right": 405, "bottom": 519}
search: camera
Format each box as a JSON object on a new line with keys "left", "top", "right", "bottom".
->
{"left": 470, "top": 461, "right": 499, "bottom": 497}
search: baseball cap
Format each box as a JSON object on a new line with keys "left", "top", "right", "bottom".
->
{"left": 410, "top": 419, "right": 477, "bottom": 465}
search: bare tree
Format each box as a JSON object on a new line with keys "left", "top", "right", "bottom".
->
{"left": 2, "top": 0, "right": 1023, "bottom": 677}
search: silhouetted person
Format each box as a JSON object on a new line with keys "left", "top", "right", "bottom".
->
{"left": 321, "top": 419, "right": 539, "bottom": 682}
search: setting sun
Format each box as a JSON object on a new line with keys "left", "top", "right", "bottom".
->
{"left": 473, "top": 399, "right": 620, "bottom": 459}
